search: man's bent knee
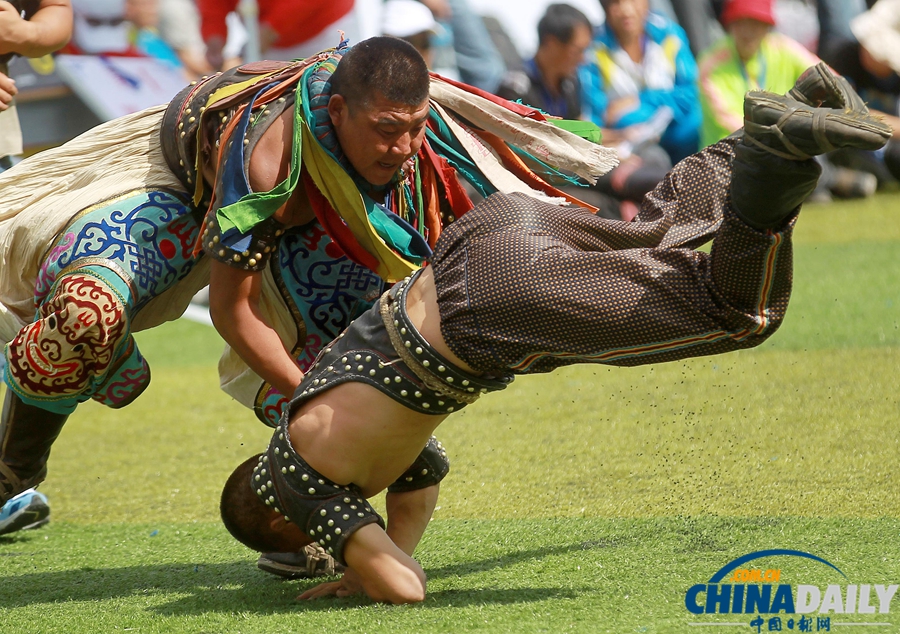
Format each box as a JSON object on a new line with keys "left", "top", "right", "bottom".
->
{"left": 6, "top": 273, "right": 129, "bottom": 412}
{"left": 385, "top": 566, "right": 426, "bottom": 604}
{"left": 344, "top": 524, "right": 428, "bottom": 604}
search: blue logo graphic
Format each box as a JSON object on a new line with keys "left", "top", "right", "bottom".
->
{"left": 684, "top": 549, "right": 897, "bottom": 632}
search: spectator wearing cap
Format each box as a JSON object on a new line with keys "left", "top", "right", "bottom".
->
{"left": 698, "top": 0, "right": 881, "bottom": 199}
{"left": 821, "top": 0, "right": 900, "bottom": 184}
{"left": 697, "top": 0, "right": 818, "bottom": 148}
{"left": 381, "top": 0, "right": 439, "bottom": 68}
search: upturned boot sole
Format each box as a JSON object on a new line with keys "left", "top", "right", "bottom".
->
{"left": 788, "top": 62, "right": 868, "bottom": 112}
{"left": 743, "top": 92, "right": 892, "bottom": 160}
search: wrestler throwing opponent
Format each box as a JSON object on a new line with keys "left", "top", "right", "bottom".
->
{"left": 0, "top": 37, "right": 613, "bottom": 549}
{"left": 220, "top": 68, "right": 891, "bottom": 603}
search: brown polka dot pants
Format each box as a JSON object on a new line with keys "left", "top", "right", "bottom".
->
{"left": 433, "top": 138, "right": 802, "bottom": 375}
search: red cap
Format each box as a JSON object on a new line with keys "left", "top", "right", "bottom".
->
{"left": 720, "top": 0, "right": 776, "bottom": 27}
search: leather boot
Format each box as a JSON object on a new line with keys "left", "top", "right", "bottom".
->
{"left": 731, "top": 142, "right": 822, "bottom": 230}
{"left": 789, "top": 62, "right": 869, "bottom": 112}
{"left": 743, "top": 91, "right": 891, "bottom": 162}
{"left": 0, "top": 390, "right": 68, "bottom": 505}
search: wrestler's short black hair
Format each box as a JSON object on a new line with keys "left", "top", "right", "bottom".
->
{"left": 330, "top": 36, "right": 430, "bottom": 111}
{"left": 220, "top": 454, "right": 286, "bottom": 553}
{"left": 538, "top": 4, "right": 593, "bottom": 46}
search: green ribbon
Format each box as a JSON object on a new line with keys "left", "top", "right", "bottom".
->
{"left": 549, "top": 119, "right": 603, "bottom": 144}
{"left": 216, "top": 83, "right": 305, "bottom": 235}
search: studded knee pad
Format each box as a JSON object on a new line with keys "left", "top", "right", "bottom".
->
{"left": 388, "top": 436, "right": 450, "bottom": 493}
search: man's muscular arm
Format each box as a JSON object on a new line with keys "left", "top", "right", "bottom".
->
{"left": 298, "top": 485, "right": 439, "bottom": 603}
{"left": 207, "top": 110, "right": 314, "bottom": 398}
{"left": 299, "top": 524, "right": 428, "bottom": 604}
{"left": 208, "top": 259, "right": 305, "bottom": 398}
{"left": 0, "top": 0, "right": 72, "bottom": 58}
{"left": 386, "top": 484, "right": 439, "bottom": 557}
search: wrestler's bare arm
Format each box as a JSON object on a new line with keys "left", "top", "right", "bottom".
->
{"left": 385, "top": 485, "right": 440, "bottom": 556}
{"left": 206, "top": 110, "right": 315, "bottom": 398}
{"left": 298, "top": 516, "right": 430, "bottom": 604}
{"left": 208, "top": 259, "right": 305, "bottom": 398}
{"left": 0, "top": 0, "right": 72, "bottom": 58}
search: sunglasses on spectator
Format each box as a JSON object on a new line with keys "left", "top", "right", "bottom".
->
{"left": 84, "top": 17, "right": 126, "bottom": 27}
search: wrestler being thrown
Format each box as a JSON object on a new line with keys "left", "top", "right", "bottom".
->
{"left": 221, "top": 65, "right": 890, "bottom": 604}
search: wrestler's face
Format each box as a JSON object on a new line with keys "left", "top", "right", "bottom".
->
{"left": 602, "top": 0, "right": 648, "bottom": 43}
{"left": 329, "top": 92, "right": 431, "bottom": 187}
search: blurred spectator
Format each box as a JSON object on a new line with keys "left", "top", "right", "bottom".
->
{"left": 494, "top": 2, "right": 669, "bottom": 221}
{"left": 157, "top": 0, "right": 238, "bottom": 77}
{"left": 421, "top": 0, "right": 506, "bottom": 92}
{"left": 580, "top": 0, "right": 701, "bottom": 164}
{"left": 495, "top": 3, "right": 592, "bottom": 119}
{"left": 381, "top": 0, "right": 439, "bottom": 68}
{"left": 698, "top": 0, "right": 817, "bottom": 147}
{"left": 0, "top": 0, "right": 72, "bottom": 166}
{"left": 699, "top": 0, "right": 877, "bottom": 200}
{"left": 820, "top": 0, "right": 900, "bottom": 185}
{"left": 668, "top": 0, "right": 723, "bottom": 55}
{"left": 816, "top": 0, "right": 867, "bottom": 61}
{"left": 124, "top": 0, "right": 182, "bottom": 67}
{"left": 67, "top": 0, "right": 180, "bottom": 69}
{"left": 67, "top": 0, "right": 129, "bottom": 54}
{"left": 199, "top": 0, "right": 359, "bottom": 70}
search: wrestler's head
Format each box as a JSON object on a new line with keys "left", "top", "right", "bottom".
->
{"left": 6, "top": 274, "right": 126, "bottom": 399}
{"left": 221, "top": 454, "right": 310, "bottom": 553}
{"left": 328, "top": 36, "right": 431, "bottom": 187}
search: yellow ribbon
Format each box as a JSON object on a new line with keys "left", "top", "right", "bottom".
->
{"left": 300, "top": 123, "right": 419, "bottom": 282}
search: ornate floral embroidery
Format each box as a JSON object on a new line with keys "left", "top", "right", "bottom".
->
{"left": 34, "top": 190, "right": 200, "bottom": 311}
{"left": 11, "top": 189, "right": 200, "bottom": 411}
{"left": 8, "top": 275, "right": 126, "bottom": 399}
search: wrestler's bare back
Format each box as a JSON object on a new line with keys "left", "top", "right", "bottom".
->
{"left": 286, "top": 266, "right": 477, "bottom": 497}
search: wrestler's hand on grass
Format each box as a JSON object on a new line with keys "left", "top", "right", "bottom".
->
{"left": 296, "top": 525, "right": 428, "bottom": 604}
{"left": 297, "top": 568, "right": 365, "bottom": 600}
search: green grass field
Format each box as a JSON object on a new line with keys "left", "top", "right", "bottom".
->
{"left": 2, "top": 193, "right": 899, "bottom": 633}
